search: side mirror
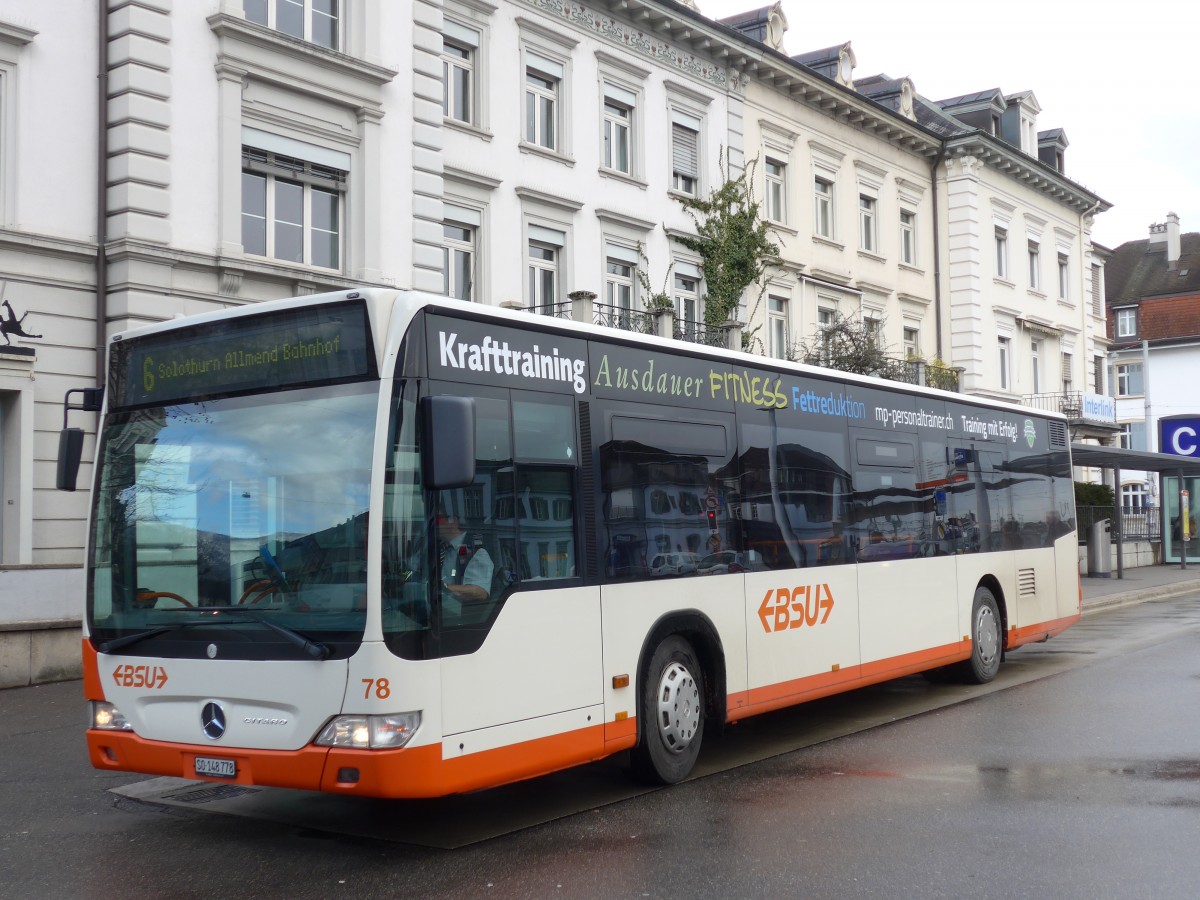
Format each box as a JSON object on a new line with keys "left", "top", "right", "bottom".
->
{"left": 422, "top": 395, "right": 476, "bottom": 489}
{"left": 56, "top": 386, "right": 105, "bottom": 492}
{"left": 56, "top": 428, "right": 86, "bottom": 492}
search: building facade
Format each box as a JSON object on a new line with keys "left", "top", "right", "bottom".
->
{"left": 0, "top": 1, "right": 1114, "bottom": 660}
{"left": 1106, "top": 214, "right": 1200, "bottom": 516}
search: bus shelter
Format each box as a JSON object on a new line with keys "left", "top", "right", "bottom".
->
{"left": 1070, "top": 443, "right": 1200, "bottom": 576}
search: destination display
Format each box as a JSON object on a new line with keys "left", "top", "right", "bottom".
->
{"left": 113, "top": 301, "right": 375, "bottom": 408}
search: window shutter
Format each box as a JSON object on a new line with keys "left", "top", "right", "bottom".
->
{"left": 672, "top": 124, "right": 698, "bottom": 178}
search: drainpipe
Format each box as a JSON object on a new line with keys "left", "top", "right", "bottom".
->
{"left": 929, "top": 146, "right": 949, "bottom": 360}
{"left": 95, "top": 0, "right": 109, "bottom": 387}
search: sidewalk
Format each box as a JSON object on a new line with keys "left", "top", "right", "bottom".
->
{"left": 1081, "top": 563, "right": 1200, "bottom": 613}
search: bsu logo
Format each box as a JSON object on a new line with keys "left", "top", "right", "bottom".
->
{"left": 758, "top": 584, "right": 834, "bottom": 633}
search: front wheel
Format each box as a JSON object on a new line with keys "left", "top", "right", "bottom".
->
{"left": 632, "top": 635, "right": 705, "bottom": 785}
{"left": 961, "top": 586, "right": 1002, "bottom": 684}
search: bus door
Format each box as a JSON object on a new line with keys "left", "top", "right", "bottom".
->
{"left": 434, "top": 385, "right": 603, "bottom": 747}
{"left": 850, "top": 428, "right": 959, "bottom": 668}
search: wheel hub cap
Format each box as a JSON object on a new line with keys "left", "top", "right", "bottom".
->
{"left": 656, "top": 661, "right": 700, "bottom": 754}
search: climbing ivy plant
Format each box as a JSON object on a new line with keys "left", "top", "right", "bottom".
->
{"left": 674, "top": 152, "right": 780, "bottom": 329}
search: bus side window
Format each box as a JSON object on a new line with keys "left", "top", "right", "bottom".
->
{"left": 516, "top": 468, "right": 576, "bottom": 579}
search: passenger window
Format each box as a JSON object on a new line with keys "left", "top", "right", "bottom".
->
{"left": 512, "top": 469, "right": 576, "bottom": 580}
{"left": 514, "top": 395, "right": 575, "bottom": 461}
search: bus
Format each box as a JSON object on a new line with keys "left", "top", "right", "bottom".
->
{"left": 60, "top": 289, "right": 1080, "bottom": 798}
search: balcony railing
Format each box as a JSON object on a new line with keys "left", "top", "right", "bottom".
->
{"left": 892, "top": 359, "right": 962, "bottom": 393}
{"left": 1022, "top": 391, "right": 1085, "bottom": 418}
{"left": 591, "top": 301, "right": 655, "bottom": 336}
{"left": 673, "top": 318, "right": 726, "bottom": 348}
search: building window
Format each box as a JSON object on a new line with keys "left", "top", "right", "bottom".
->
{"left": 768, "top": 295, "right": 789, "bottom": 358}
{"left": 524, "top": 54, "right": 562, "bottom": 151}
{"left": 864, "top": 315, "right": 882, "bottom": 350}
{"left": 1061, "top": 352, "right": 1073, "bottom": 398}
{"left": 995, "top": 226, "right": 1009, "bottom": 279}
{"left": 675, "top": 272, "right": 701, "bottom": 339}
{"left": 814, "top": 176, "right": 834, "bottom": 238}
{"left": 1093, "top": 355, "right": 1105, "bottom": 394}
{"left": 817, "top": 306, "right": 836, "bottom": 364}
{"left": 605, "top": 245, "right": 637, "bottom": 327}
{"left": 998, "top": 336, "right": 1011, "bottom": 390}
{"left": 1118, "top": 422, "right": 1147, "bottom": 452}
{"left": 899, "top": 210, "right": 916, "bottom": 265}
{"left": 244, "top": 0, "right": 338, "bottom": 49}
{"left": 1057, "top": 252, "right": 1069, "bottom": 299}
{"left": 1030, "top": 338, "right": 1041, "bottom": 393}
{"left": 670, "top": 113, "right": 700, "bottom": 196}
{"left": 858, "top": 194, "right": 876, "bottom": 252}
{"left": 903, "top": 326, "right": 919, "bottom": 358}
{"left": 602, "top": 86, "right": 634, "bottom": 174}
{"left": 1091, "top": 264, "right": 1104, "bottom": 317}
{"left": 765, "top": 159, "right": 786, "bottom": 224}
{"left": 1122, "top": 483, "right": 1150, "bottom": 511}
{"left": 1115, "top": 362, "right": 1144, "bottom": 397}
{"left": 1116, "top": 308, "right": 1137, "bottom": 338}
{"left": 241, "top": 146, "right": 345, "bottom": 269}
{"left": 528, "top": 241, "right": 559, "bottom": 314}
{"left": 443, "top": 205, "right": 478, "bottom": 301}
{"left": 1028, "top": 240, "right": 1041, "bottom": 290}
{"left": 442, "top": 24, "right": 479, "bottom": 125}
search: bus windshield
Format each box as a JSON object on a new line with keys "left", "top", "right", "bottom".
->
{"left": 88, "top": 382, "right": 377, "bottom": 658}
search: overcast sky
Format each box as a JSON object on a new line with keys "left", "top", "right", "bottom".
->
{"left": 694, "top": 0, "right": 1196, "bottom": 250}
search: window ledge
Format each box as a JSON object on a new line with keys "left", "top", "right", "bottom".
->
{"left": 519, "top": 141, "right": 575, "bottom": 167}
{"left": 208, "top": 13, "right": 398, "bottom": 88}
{"left": 994, "top": 277, "right": 1016, "bottom": 289}
{"left": 599, "top": 167, "right": 648, "bottom": 189}
{"left": 857, "top": 249, "right": 887, "bottom": 264}
{"left": 1027, "top": 288, "right": 1048, "bottom": 300}
{"left": 897, "top": 261, "right": 925, "bottom": 275}
{"left": 768, "top": 221, "right": 798, "bottom": 236}
{"left": 812, "top": 235, "right": 844, "bottom": 252}
{"left": 443, "top": 118, "right": 493, "bottom": 142}
{"left": 668, "top": 187, "right": 699, "bottom": 202}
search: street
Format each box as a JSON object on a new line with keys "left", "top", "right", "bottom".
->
{"left": 4, "top": 592, "right": 1200, "bottom": 899}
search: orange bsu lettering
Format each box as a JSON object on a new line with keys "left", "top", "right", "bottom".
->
{"left": 112, "top": 664, "right": 169, "bottom": 689}
{"left": 758, "top": 584, "right": 835, "bottom": 633}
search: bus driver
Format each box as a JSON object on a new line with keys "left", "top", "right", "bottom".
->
{"left": 437, "top": 512, "right": 494, "bottom": 611}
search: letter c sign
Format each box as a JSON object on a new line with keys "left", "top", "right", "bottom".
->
{"left": 1173, "top": 427, "right": 1198, "bottom": 456}
{"left": 1161, "top": 418, "right": 1200, "bottom": 458}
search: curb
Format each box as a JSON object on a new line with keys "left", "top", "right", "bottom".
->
{"left": 1081, "top": 580, "right": 1200, "bottom": 615}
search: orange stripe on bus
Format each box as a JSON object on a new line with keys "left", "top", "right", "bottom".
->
{"left": 82, "top": 639, "right": 105, "bottom": 702}
{"left": 1007, "top": 613, "right": 1080, "bottom": 650}
{"left": 736, "top": 639, "right": 971, "bottom": 720}
{"left": 87, "top": 724, "right": 616, "bottom": 798}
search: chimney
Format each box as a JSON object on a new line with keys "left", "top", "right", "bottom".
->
{"left": 1167, "top": 212, "right": 1181, "bottom": 265}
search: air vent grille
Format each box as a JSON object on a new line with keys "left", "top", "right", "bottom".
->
{"left": 1018, "top": 567, "right": 1037, "bottom": 598}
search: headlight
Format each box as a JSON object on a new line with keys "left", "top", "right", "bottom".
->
{"left": 90, "top": 701, "right": 134, "bottom": 731}
{"left": 314, "top": 712, "right": 421, "bottom": 749}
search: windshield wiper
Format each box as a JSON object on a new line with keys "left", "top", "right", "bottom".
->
{"left": 98, "top": 610, "right": 331, "bottom": 660}
{"left": 222, "top": 611, "right": 331, "bottom": 660}
{"left": 99, "top": 626, "right": 175, "bottom": 654}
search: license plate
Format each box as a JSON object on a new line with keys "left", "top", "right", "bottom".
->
{"left": 195, "top": 756, "right": 237, "bottom": 779}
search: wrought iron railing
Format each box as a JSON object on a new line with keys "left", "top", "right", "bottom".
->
{"left": 893, "top": 359, "right": 962, "bottom": 393}
{"left": 1022, "top": 391, "right": 1085, "bottom": 418}
{"left": 592, "top": 301, "right": 655, "bottom": 335}
{"left": 673, "top": 318, "right": 726, "bottom": 348}
{"left": 1077, "top": 505, "right": 1162, "bottom": 543}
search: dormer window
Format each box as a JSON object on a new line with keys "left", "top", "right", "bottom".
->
{"left": 1116, "top": 307, "right": 1138, "bottom": 338}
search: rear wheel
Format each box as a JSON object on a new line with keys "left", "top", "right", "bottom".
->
{"left": 632, "top": 635, "right": 704, "bottom": 784}
{"left": 961, "top": 586, "right": 1002, "bottom": 684}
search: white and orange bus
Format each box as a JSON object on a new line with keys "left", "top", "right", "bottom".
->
{"left": 61, "top": 289, "right": 1080, "bottom": 797}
